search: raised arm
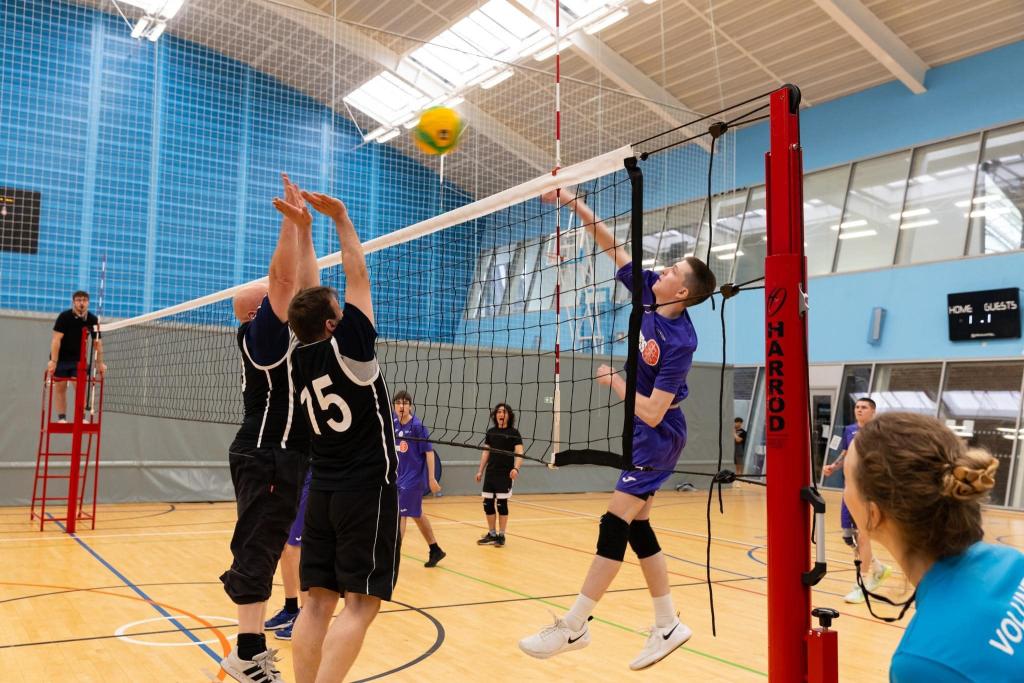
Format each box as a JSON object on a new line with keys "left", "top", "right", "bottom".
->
{"left": 268, "top": 174, "right": 308, "bottom": 322}
{"left": 281, "top": 175, "right": 320, "bottom": 290}
{"left": 303, "top": 192, "right": 373, "bottom": 325}
{"left": 541, "top": 187, "right": 630, "bottom": 270}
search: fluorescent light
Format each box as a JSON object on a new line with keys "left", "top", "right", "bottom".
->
{"left": 118, "top": 0, "right": 185, "bottom": 20}
{"left": 146, "top": 21, "right": 167, "bottom": 41}
{"left": 889, "top": 207, "right": 930, "bottom": 219}
{"left": 899, "top": 219, "right": 940, "bottom": 230}
{"left": 130, "top": 16, "right": 151, "bottom": 39}
{"left": 970, "top": 206, "right": 1015, "bottom": 218}
{"left": 363, "top": 126, "right": 388, "bottom": 142}
{"left": 376, "top": 129, "right": 400, "bottom": 143}
{"left": 445, "top": 96, "right": 465, "bottom": 107}
{"left": 480, "top": 69, "right": 514, "bottom": 90}
{"left": 708, "top": 242, "right": 737, "bottom": 253}
{"left": 715, "top": 251, "right": 744, "bottom": 261}
{"left": 584, "top": 8, "right": 629, "bottom": 34}
{"left": 955, "top": 194, "right": 1001, "bottom": 207}
{"left": 829, "top": 219, "right": 867, "bottom": 231}
{"left": 838, "top": 229, "right": 878, "bottom": 240}
{"left": 402, "top": 117, "right": 419, "bottom": 129}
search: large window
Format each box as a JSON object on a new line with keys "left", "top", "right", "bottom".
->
{"left": 803, "top": 167, "right": 849, "bottom": 275}
{"left": 895, "top": 135, "right": 980, "bottom": 265}
{"left": 695, "top": 189, "right": 748, "bottom": 283}
{"left": 938, "top": 362, "right": 1023, "bottom": 506}
{"left": 834, "top": 151, "right": 912, "bottom": 272}
{"left": 967, "top": 123, "right": 1024, "bottom": 255}
{"left": 822, "top": 364, "right": 872, "bottom": 488}
{"left": 733, "top": 187, "right": 766, "bottom": 284}
{"left": 869, "top": 363, "right": 943, "bottom": 414}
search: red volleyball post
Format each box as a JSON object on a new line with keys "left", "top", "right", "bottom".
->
{"left": 765, "top": 84, "right": 834, "bottom": 682}
{"left": 64, "top": 327, "right": 91, "bottom": 534}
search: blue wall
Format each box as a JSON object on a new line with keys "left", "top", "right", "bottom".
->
{"left": 0, "top": 0, "right": 473, "bottom": 341}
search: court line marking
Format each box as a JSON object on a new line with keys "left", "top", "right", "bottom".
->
{"left": 415, "top": 519, "right": 768, "bottom": 676}
{"left": 114, "top": 615, "right": 238, "bottom": 647}
{"left": 45, "top": 515, "right": 229, "bottom": 677}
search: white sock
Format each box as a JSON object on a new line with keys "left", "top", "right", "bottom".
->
{"left": 652, "top": 594, "right": 676, "bottom": 628}
{"left": 563, "top": 594, "right": 597, "bottom": 632}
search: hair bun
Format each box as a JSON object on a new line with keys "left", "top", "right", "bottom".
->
{"left": 942, "top": 456, "right": 998, "bottom": 500}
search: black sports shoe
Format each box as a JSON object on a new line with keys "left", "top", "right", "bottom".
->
{"left": 424, "top": 547, "right": 447, "bottom": 567}
{"left": 494, "top": 533, "right": 506, "bottom": 547}
{"left": 477, "top": 531, "right": 498, "bottom": 545}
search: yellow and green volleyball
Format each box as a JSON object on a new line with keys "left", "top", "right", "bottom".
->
{"left": 413, "top": 106, "right": 464, "bottom": 156}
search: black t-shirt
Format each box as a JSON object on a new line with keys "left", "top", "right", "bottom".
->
{"left": 734, "top": 427, "right": 747, "bottom": 458}
{"left": 290, "top": 302, "right": 396, "bottom": 492}
{"left": 484, "top": 426, "right": 523, "bottom": 474}
{"left": 234, "top": 296, "right": 309, "bottom": 451}
{"left": 53, "top": 310, "right": 100, "bottom": 363}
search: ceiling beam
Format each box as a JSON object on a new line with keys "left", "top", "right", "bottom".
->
{"left": 812, "top": 0, "right": 928, "bottom": 94}
{"left": 508, "top": 0, "right": 712, "bottom": 152}
{"left": 257, "top": 0, "right": 552, "bottom": 172}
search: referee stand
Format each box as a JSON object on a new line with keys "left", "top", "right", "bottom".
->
{"left": 31, "top": 328, "right": 104, "bottom": 533}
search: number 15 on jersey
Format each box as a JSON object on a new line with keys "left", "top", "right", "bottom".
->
{"left": 299, "top": 374, "right": 352, "bottom": 435}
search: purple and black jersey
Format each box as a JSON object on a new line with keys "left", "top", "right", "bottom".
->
{"left": 839, "top": 423, "right": 859, "bottom": 452}
{"left": 616, "top": 263, "right": 698, "bottom": 406}
{"left": 393, "top": 414, "right": 433, "bottom": 491}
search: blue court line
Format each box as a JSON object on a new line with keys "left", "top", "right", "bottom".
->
{"left": 48, "top": 514, "right": 223, "bottom": 664}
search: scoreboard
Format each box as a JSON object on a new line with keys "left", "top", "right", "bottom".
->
{"left": 947, "top": 288, "right": 1021, "bottom": 341}
{"left": 0, "top": 187, "right": 41, "bottom": 254}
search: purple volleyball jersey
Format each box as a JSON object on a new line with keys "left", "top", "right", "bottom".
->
{"left": 393, "top": 414, "right": 433, "bottom": 491}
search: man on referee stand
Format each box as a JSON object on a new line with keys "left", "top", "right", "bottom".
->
{"left": 47, "top": 290, "right": 105, "bottom": 423}
{"left": 219, "top": 174, "right": 320, "bottom": 683}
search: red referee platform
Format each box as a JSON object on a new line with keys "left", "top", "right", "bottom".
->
{"left": 31, "top": 327, "right": 104, "bottom": 533}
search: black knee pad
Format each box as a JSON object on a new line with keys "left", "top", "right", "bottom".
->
{"left": 483, "top": 497, "right": 496, "bottom": 515}
{"left": 496, "top": 498, "right": 509, "bottom": 516}
{"left": 595, "top": 512, "right": 630, "bottom": 561}
{"left": 628, "top": 519, "right": 661, "bottom": 559}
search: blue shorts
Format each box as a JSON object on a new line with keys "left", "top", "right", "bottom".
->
{"left": 840, "top": 497, "right": 856, "bottom": 531}
{"left": 398, "top": 486, "right": 423, "bottom": 519}
{"left": 616, "top": 412, "right": 687, "bottom": 497}
{"left": 286, "top": 469, "right": 312, "bottom": 547}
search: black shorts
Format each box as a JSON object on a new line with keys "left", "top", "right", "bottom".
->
{"left": 220, "top": 440, "right": 309, "bottom": 605}
{"left": 301, "top": 484, "right": 400, "bottom": 601}
{"left": 482, "top": 470, "right": 514, "bottom": 498}
{"left": 53, "top": 360, "right": 83, "bottom": 379}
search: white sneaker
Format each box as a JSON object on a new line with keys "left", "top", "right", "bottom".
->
{"left": 519, "top": 615, "right": 591, "bottom": 659}
{"left": 629, "top": 616, "right": 692, "bottom": 670}
{"left": 843, "top": 585, "right": 865, "bottom": 604}
{"left": 221, "top": 647, "right": 284, "bottom": 683}
{"left": 864, "top": 563, "right": 892, "bottom": 592}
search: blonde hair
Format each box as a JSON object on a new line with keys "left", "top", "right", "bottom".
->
{"left": 853, "top": 412, "right": 998, "bottom": 560}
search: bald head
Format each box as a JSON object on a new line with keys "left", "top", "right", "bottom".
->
{"left": 233, "top": 283, "right": 269, "bottom": 323}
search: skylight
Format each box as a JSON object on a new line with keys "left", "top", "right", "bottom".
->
{"left": 343, "top": 72, "right": 434, "bottom": 129}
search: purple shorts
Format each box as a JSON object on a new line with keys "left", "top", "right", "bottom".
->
{"left": 840, "top": 497, "right": 856, "bottom": 531}
{"left": 398, "top": 486, "right": 423, "bottom": 519}
{"left": 615, "top": 413, "right": 687, "bottom": 497}
{"left": 286, "top": 469, "right": 312, "bottom": 547}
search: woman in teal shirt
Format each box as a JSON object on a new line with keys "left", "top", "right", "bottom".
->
{"left": 844, "top": 412, "right": 1024, "bottom": 682}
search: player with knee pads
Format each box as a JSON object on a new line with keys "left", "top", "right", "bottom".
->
{"left": 476, "top": 403, "right": 523, "bottom": 548}
{"left": 520, "top": 187, "right": 716, "bottom": 670}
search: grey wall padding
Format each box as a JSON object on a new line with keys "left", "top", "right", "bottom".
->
{"left": 0, "top": 313, "right": 733, "bottom": 505}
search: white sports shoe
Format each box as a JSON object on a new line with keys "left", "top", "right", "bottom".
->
{"left": 519, "top": 616, "right": 591, "bottom": 659}
{"left": 845, "top": 562, "right": 892, "bottom": 604}
{"left": 221, "top": 647, "right": 284, "bottom": 683}
{"left": 629, "top": 616, "right": 693, "bottom": 670}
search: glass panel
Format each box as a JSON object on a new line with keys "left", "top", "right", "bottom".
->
{"left": 939, "top": 362, "right": 1024, "bottom": 506}
{"left": 733, "top": 187, "right": 766, "bottom": 284}
{"left": 744, "top": 367, "right": 767, "bottom": 477}
{"left": 803, "top": 167, "right": 849, "bottom": 275}
{"left": 967, "top": 123, "right": 1024, "bottom": 255}
{"left": 833, "top": 151, "right": 912, "bottom": 272}
{"left": 478, "top": 248, "right": 512, "bottom": 318}
{"left": 703, "top": 189, "right": 748, "bottom": 283}
{"left": 895, "top": 135, "right": 980, "bottom": 264}
{"left": 821, "top": 364, "right": 872, "bottom": 488}
{"left": 502, "top": 240, "right": 541, "bottom": 315}
{"left": 869, "top": 363, "right": 942, "bottom": 415}
{"left": 662, "top": 199, "right": 703, "bottom": 261}
{"left": 465, "top": 251, "right": 493, "bottom": 319}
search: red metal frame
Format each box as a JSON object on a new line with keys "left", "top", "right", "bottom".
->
{"left": 765, "top": 85, "right": 834, "bottom": 682}
{"left": 31, "top": 328, "right": 103, "bottom": 533}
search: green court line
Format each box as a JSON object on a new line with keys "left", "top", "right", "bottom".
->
{"left": 401, "top": 552, "right": 768, "bottom": 677}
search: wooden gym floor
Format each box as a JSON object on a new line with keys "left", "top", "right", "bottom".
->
{"left": 2, "top": 487, "right": 1022, "bottom": 682}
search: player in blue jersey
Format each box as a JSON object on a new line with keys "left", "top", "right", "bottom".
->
{"left": 392, "top": 390, "right": 445, "bottom": 567}
{"left": 520, "top": 188, "right": 717, "bottom": 670}
{"left": 844, "top": 412, "right": 1024, "bottom": 682}
{"left": 822, "top": 396, "right": 891, "bottom": 603}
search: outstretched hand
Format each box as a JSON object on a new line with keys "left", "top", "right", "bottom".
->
{"left": 539, "top": 187, "right": 577, "bottom": 206}
{"left": 302, "top": 191, "right": 349, "bottom": 223}
{"left": 272, "top": 173, "right": 312, "bottom": 230}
